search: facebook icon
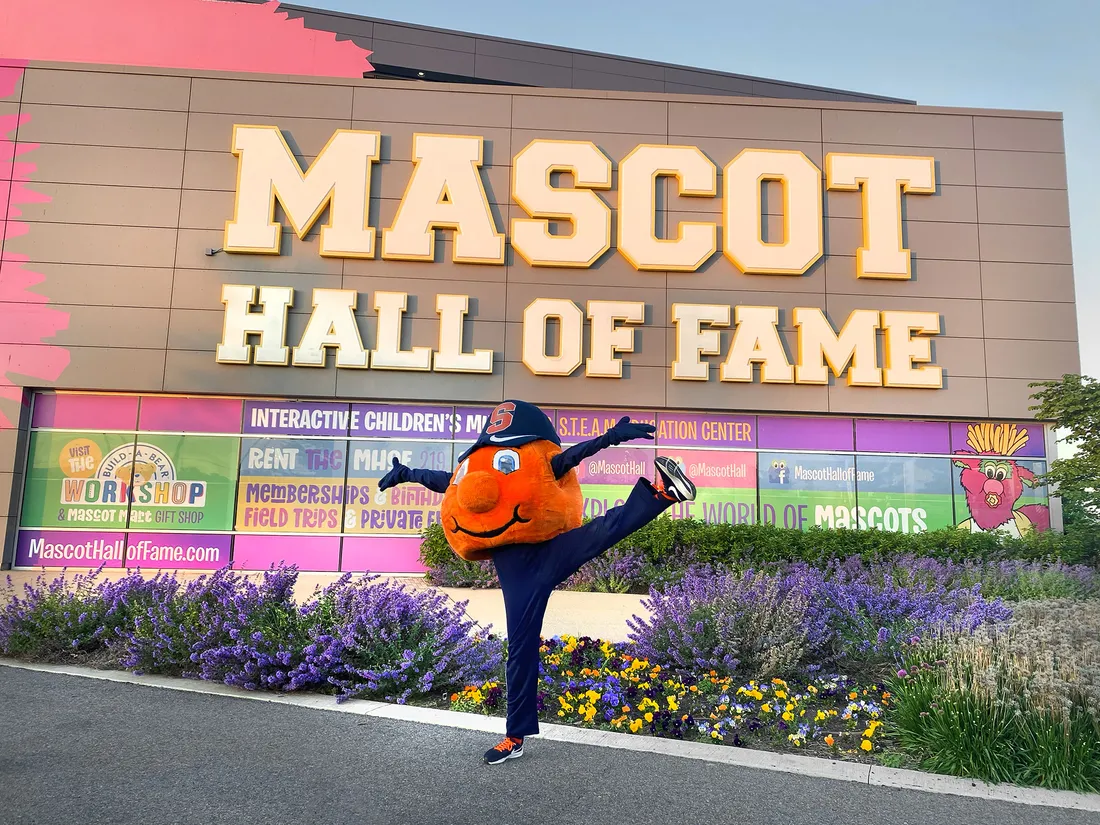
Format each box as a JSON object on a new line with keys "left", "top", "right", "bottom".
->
{"left": 768, "top": 459, "right": 788, "bottom": 485}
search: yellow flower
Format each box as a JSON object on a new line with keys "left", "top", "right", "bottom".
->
{"left": 558, "top": 710, "right": 565, "bottom": 717}
{"left": 761, "top": 703, "right": 772, "bottom": 713}
{"left": 824, "top": 735, "right": 835, "bottom": 747}
{"left": 630, "top": 719, "right": 643, "bottom": 733}
{"left": 782, "top": 712, "right": 794, "bottom": 722}
{"left": 775, "top": 690, "right": 787, "bottom": 700}
{"left": 785, "top": 703, "right": 794, "bottom": 712}
{"left": 666, "top": 696, "right": 679, "bottom": 712}
{"left": 861, "top": 740, "right": 873, "bottom": 752}
{"left": 807, "top": 685, "right": 818, "bottom": 695}
{"left": 644, "top": 712, "right": 654, "bottom": 723}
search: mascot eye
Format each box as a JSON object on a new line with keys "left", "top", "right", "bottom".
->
{"left": 995, "top": 467, "right": 1008, "bottom": 481}
{"left": 452, "top": 460, "right": 469, "bottom": 484}
{"left": 493, "top": 449, "right": 520, "bottom": 475}
{"left": 984, "top": 466, "right": 996, "bottom": 479}
{"left": 778, "top": 461, "right": 786, "bottom": 469}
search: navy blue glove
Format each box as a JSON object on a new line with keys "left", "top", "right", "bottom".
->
{"left": 378, "top": 457, "right": 410, "bottom": 492}
{"left": 606, "top": 416, "right": 656, "bottom": 445}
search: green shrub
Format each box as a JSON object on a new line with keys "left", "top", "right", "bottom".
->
{"left": 419, "top": 517, "right": 1098, "bottom": 588}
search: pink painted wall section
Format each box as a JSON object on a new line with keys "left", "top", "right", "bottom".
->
{"left": 0, "top": 0, "right": 373, "bottom": 78}
{"left": 232, "top": 534, "right": 340, "bottom": 572}
{"left": 341, "top": 536, "right": 428, "bottom": 574}
{"left": 32, "top": 393, "right": 139, "bottom": 431}
{"left": 139, "top": 396, "right": 243, "bottom": 434}
{"left": 0, "top": 63, "right": 70, "bottom": 430}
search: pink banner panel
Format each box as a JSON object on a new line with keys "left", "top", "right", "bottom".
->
{"left": 139, "top": 396, "right": 243, "bottom": 434}
{"left": 231, "top": 534, "right": 340, "bottom": 572}
{"left": 32, "top": 393, "right": 138, "bottom": 431}
{"left": 340, "top": 536, "right": 427, "bottom": 574}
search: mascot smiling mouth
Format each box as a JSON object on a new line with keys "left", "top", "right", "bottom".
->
{"left": 449, "top": 505, "right": 531, "bottom": 539}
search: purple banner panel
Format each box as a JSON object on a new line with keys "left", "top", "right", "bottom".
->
{"left": 340, "top": 536, "right": 427, "bottom": 574}
{"left": 139, "top": 396, "right": 243, "bottom": 434}
{"left": 351, "top": 403, "right": 456, "bottom": 440}
{"left": 124, "top": 533, "right": 231, "bottom": 570}
{"left": 657, "top": 412, "right": 756, "bottom": 448}
{"left": 32, "top": 393, "right": 138, "bottom": 432}
{"left": 453, "top": 406, "right": 496, "bottom": 440}
{"left": 758, "top": 416, "right": 854, "bottom": 452}
{"left": 243, "top": 401, "right": 351, "bottom": 437}
{"left": 949, "top": 421, "right": 1046, "bottom": 458}
{"left": 574, "top": 446, "right": 655, "bottom": 485}
{"left": 231, "top": 534, "right": 340, "bottom": 572}
{"left": 556, "top": 408, "right": 656, "bottom": 445}
{"left": 15, "top": 529, "right": 124, "bottom": 568}
{"left": 856, "top": 419, "right": 950, "bottom": 455}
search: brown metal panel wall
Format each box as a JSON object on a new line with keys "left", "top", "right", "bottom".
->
{"left": 0, "top": 65, "right": 1078, "bottom": 425}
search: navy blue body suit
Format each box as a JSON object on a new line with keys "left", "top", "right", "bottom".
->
{"left": 393, "top": 428, "right": 673, "bottom": 738}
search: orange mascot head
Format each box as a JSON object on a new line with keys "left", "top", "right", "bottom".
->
{"left": 441, "top": 401, "right": 582, "bottom": 561}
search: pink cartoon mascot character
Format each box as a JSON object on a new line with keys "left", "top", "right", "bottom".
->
{"left": 952, "top": 423, "right": 1050, "bottom": 537}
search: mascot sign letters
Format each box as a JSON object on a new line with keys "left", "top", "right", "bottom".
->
{"left": 215, "top": 126, "right": 944, "bottom": 390}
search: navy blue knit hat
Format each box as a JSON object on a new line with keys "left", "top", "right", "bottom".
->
{"left": 457, "top": 400, "right": 560, "bottom": 462}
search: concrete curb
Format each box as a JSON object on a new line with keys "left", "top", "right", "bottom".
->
{"left": 4, "top": 659, "right": 1099, "bottom": 813}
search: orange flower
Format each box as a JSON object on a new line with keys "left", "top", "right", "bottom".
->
{"left": 824, "top": 735, "right": 835, "bottom": 747}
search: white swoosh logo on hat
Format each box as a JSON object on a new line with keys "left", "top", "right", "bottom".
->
{"left": 489, "top": 434, "right": 529, "bottom": 443}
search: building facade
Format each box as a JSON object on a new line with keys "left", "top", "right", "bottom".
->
{"left": 0, "top": 5, "right": 1079, "bottom": 573}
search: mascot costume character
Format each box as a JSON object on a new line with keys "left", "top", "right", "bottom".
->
{"left": 379, "top": 400, "right": 697, "bottom": 764}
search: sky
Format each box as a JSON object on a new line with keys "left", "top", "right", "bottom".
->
{"left": 308, "top": 0, "right": 1098, "bottom": 377}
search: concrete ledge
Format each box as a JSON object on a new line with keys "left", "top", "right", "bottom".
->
{"left": 3, "top": 659, "right": 1098, "bottom": 812}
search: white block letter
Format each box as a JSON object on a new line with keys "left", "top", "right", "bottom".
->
{"left": 224, "top": 125, "right": 379, "bottom": 258}
{"left": 720, "top": 306, "right": 794, "bottom": 383}
{"left": 522, "top": 298, "right": 583, "bottom": 375}
{"left": 882, "top": 310, "right": 943, "bottom": 388}
{"left": 372, "top": 291, "right": 432, "bottom": 371}
{"left": 511, "top": 140, "right": 612, "bottom": 268}
{"left": 586, "top": 300, "right": 645, "bottom": 378}
{"left": 618, "top": 145, "right": 717, "bottom": 272}
{"left": 793, "top": 307, "right": 882, "bottom": 386}
{"left": 671, "top": 303, "right": 730, "bottom": 381}
{"left": 216, "top": 284, "right": 293, "bottom": 365}
{"left": 434, "top": 294, "right": 493, "bottom": 373}
{"left": 382, "top": 134, "right": 505, "bottom": 264}
{"left": 292, "top": 289, "right": 369, "bottom": 368}
{"left": 724, "top": 149, "right": 822, "bottom": 275}
{"left": 826, "top": 153, "right": 936, "bottom": 279}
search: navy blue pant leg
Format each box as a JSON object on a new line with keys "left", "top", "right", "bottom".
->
{"left": 492, "top": 544, "right": 555, "bottom": 738}
{"left": 546, "top": 478, "right": 672, "bottom": 587}
{"left": 490, "top": 478, "right": 672, "bottom": 739}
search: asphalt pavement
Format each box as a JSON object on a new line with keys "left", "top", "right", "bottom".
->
{"left": 2, "top": 667, "right": 1098, "bottom": 825}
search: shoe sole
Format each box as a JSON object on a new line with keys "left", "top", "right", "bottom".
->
{"left": 655, "top": 457, "right": 696, "bottom": 502}
{"left": 485, "top": 749, "right": 523, "bottom": 765}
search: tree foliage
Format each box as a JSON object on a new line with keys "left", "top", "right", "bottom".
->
{"left": 1029, "top": 374, "right": 1100, "bottom": 525}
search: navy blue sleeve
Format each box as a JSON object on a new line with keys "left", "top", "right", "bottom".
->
{"left": 407, "top": 468, "right": 452, "bottom": 494}
{"left": 550, "top": 433, "right": 616, "bottom": 479}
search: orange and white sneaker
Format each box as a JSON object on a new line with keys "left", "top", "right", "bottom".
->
{"left": 655, "top": 457, "right": 696, "bottom": 502}
{"left": 484, "top": 736, "right": 524, "bottom": 764}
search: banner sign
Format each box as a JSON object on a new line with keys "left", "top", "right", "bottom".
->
{"left": 235, "top": 436, "right": 348, "bottom": 533}
{"left": 344, "top": 440, "right": 452, "bottom": 535}
{"left": 20, "top": 432, "right": 236, "bottom": 532}
{"left": 351, "top": 403, "right": 457, "bottom": 440}
{"left": 846, "top": 455, "right": 955, "bottom": 533}
{"left": 758, "top": 452, "right": 858, "bottom": 530}
{"left": 660, "top": 449, "right": 757, "bottom": 525}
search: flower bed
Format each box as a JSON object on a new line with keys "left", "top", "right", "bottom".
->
{"left": 452, "top": 635, "right": 893, "bottom": 759}
{"left": 3, "top": 563, "right": 1099, "bottom": 793}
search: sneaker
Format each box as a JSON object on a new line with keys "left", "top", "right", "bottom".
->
{"left": 655, "top": 456, "right": 696, "bottom": 502}
{"left": 484, "top": 736, "right": 524, "bottom": 765}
